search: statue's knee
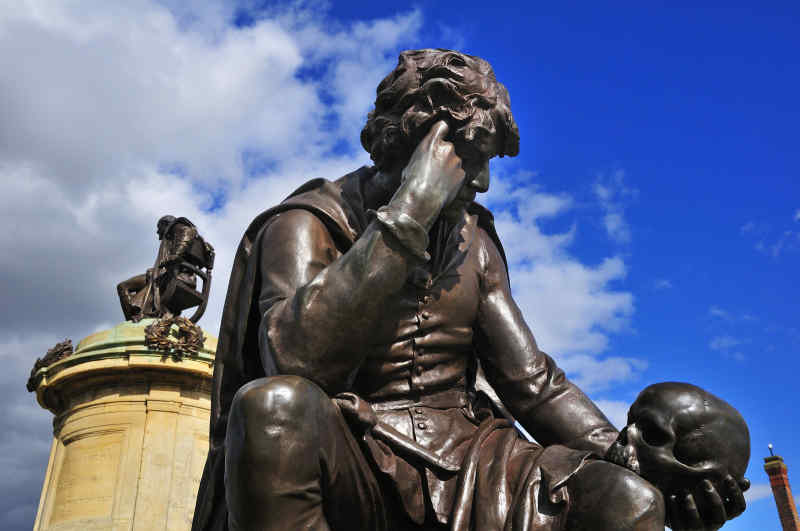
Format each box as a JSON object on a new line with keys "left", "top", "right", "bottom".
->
{"left": 229, "top": 375, "right": 330, "bottom": 436}
{"left": 568, "top": 461, "right": 665, "bottom": 530}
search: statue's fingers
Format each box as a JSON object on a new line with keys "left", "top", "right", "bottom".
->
{"left": 680, "top": 492, "right": 705, "bottom": 531}
{"left": 667, "top": 494, "right": 687, "bottom": 531}
{"left": 723, "top": 475, "right": 747, "bottom": 518}
{"left": 700, "top": 479, "right": 727, "bottom": 529}
{"left": 740, "top": 477, "right": 751, "bottom": 492}
{"left": 414, "top": 120, "right": 454, "bottom": 163}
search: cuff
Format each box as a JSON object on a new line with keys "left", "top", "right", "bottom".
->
{"left": 369, "top": 206, "right": 430, "bottom": 261}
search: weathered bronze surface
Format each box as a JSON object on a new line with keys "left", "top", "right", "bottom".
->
{"left": 193, "top": 49, "right": 748, "bottom": 530}
{"left": 117, "top": 215, "right": 215, "bottom": 323}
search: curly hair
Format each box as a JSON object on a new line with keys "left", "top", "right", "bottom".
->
{"left": 360, "top": 49, "right": 520, "bottom": 172}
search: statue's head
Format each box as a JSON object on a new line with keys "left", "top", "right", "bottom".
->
{"left": 606, "top": 382, "right": 750, "bottom": 505}
{"left": 157, "top": 215, "right": 176, "bottom": 240}
{"left": 361, "top": 49, "right": 520, "bottom": 174}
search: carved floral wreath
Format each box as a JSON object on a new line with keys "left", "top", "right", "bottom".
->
{"left": 144, "top": 316, "right": 205, "bottom": 358}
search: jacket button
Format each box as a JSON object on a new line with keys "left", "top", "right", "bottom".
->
{"left": 414, "top": 408, "right": 423, "bottom": 414}
{"left": 417, "top": 422, "right": 427, "bottom": 430}
{"left": 415, "top": 365, "right": 423, "bottom": 375}
{"left": 421, "top": 311, "right": 431, "bottom": 319}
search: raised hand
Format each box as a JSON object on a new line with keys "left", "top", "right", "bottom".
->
{"left": 389, "top": 120, "right": 465, "bottom": 230}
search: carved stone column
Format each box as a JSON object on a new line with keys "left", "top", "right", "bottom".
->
{"left": 28, "top": 319, "right": 216, "bottom": 531}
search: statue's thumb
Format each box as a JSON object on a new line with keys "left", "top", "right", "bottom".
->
{"left": 333, "top": 392, "right": 378, "bottom": 429}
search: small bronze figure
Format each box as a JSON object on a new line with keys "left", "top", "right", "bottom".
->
{"left": 117, "top": 215, "right": 214, "bottom": 323}
{"left": 606, "top": 382, "right": 751, "bottom": 529}
{"left": 193, "top": 49, "right": 747, "bottom": 531}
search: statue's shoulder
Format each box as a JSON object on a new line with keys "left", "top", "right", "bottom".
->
{"left": 243, "top": 167, "right": 375, "bottom": 255}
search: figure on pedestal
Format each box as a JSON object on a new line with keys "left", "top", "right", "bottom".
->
{"left": 27, "top": 216, "right": 219, "bottom": 531}
{"left": 193, "top": 49, "right": 749, "bottom": 531}
{"left": 117, "top": 215, "right": 215, "bottom": 324}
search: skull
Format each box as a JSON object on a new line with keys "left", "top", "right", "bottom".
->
{"left": 606, "top": 382, "right": 749, "bottom": 503}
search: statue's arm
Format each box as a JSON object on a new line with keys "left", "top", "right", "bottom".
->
{"left": 163, "top": 224, "right": 198, "bottom": 264}
{"left": 256, "top": 209, "right": 422, "bottom": 394}
{"left": 474, "top": 230, "right": 618, "bottom": 455}
{"left": 257, "top": 121, "right": 465, "bottom": 394}
{"left": 173, "top": 224, "right": 198, "bottom": 257}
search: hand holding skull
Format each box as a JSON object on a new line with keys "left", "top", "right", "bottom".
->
{"left": 605, "top": 382, "right": 750, "bottom": 530}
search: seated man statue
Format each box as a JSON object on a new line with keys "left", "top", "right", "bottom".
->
{"left": 117, "top": 215, "right": 201, "bottom": 322}
{"left": 192, "top": 49, "right": 746, "bottom": 531}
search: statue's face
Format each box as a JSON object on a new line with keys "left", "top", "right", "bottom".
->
{"left": 606, "top": 384, "right": 744, "bottom": 500}
{"left": 441, "top": 132, "right": 496, "bottom": 221}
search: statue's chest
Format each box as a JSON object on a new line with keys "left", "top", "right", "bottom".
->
{"left": 372, "top": 222, "right": 483, "bottom": 344}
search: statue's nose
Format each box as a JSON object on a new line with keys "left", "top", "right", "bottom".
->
{"left": 467, "top": 161, "right": 490, "bottom": 193}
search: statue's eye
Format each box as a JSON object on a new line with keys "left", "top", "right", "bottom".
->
{"left": 638, "top": 419, "right": 671, "bottom": 446}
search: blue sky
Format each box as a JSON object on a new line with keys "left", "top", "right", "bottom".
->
{"left": 1, "top": 1, "right": 797, "bottom": 529}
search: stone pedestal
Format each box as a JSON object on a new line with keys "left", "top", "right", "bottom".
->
{"left": 28, "top": 319, "right": 216, "bottom": 531}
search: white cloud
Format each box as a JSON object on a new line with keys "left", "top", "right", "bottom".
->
{"left": 654, "top": 278, "right": 673, "bottom": 290}
{"left": 708, "top": 306, "right": 757, "bottom": 325}
{"left": 485, "top": 174, "right": 644, "bottom": 392}
{"left": 709, "top": 335, "right": 741, "bottom": 351}
{"left": 594, "top": 169, "right": 637, "bottom": 244}
{"left": 594, "top": 399, "right": 630, "bottom": 431}
{"left": 742, "top": 219, "right": 799, "bottom": 258}
{"left": 753, "top": 230, "right": 798, "bottom": 258}
{"left": 740, "top": 221, "right": 757, "bottom": 234}
{"left": 709, "top": 305, "right": 733, "bottom": 321}
{"left": 744, "top": 483, "right": 773, "bottom": 503}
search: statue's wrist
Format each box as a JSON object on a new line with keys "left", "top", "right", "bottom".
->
{"left": 369, "top": 205, "right": 430, "bottom": 261}
{"left": 388, "top": 179, "right": 445, "bottom": 230}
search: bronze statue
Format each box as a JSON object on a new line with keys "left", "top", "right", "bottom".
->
{"left": 117, "top": 215, "right": 214, "bottom": 323}
{"left": 606, "top": 382, "right": 750, "bottom": 530}
{"left": 193, "top": 49, "right": 747, "bottom": 531}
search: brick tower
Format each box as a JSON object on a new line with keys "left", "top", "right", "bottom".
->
{"left": 764, "top": 445, "right": 800, "bottom": 531}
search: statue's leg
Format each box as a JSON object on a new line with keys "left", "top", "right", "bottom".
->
{"left": 564, "top": 460, "right": 665, "bottom": 530}
{"left": 116, "top": 274, "right": 146, "bottom": 321}
{"left": 225, "top": 375, "right": 386, "bottom": 531}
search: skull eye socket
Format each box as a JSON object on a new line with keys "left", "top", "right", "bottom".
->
{"left": 638, "top": 418, "right": 671, "bottom": 447}
{"left": 673, "top": 434, "right": 710, "bottom": 467}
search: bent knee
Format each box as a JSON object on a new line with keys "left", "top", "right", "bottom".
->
{"left": 230, "top": 375, "right": 332, "bottom": 431}
{"left": 568, "top": 461, "right": 665, "bottom": 530}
